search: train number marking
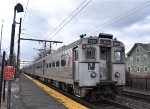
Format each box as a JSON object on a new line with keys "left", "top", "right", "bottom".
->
{"left": 88, "top": 63, "right": 95, "bottom": 70}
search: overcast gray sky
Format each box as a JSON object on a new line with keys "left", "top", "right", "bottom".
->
{"left": 0, "top": 0, "right": 150, "bottom": 62}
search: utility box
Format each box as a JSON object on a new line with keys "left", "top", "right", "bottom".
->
{"left": 5, "top": 66, "right": 15, "bottom": 80}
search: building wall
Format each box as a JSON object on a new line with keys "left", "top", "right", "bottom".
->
{"left": 127, "top": 45, "right": 150, "bottom": 77}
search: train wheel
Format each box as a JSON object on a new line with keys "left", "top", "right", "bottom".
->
{"left": 66, "top": 84, "right": 73, "bottom": 94}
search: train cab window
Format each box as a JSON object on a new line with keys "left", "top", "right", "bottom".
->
{"left": 115, "top": 51, "right": 121, "bottom": 61}
{"left": 86, "top": 47, "right": 96, "bottom": 59}
{"left": 74, "top": 50, "right": 78, "bottom": 61}
{"left": 101, "top": 48, "right": 107, "bottom": 60}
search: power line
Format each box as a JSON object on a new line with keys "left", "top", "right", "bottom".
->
{"left": 88, "top": 1, "right": 150, "bottom": 35}
{"left": 22, "top": 0, "right": 30, "bottom": 27}
{"left": 45, "top": 0, "right": 87, "bottom": 39}
{"left": 35, "top": 0, "right": 92, "bottom": 50}
{"left": 46, "top": 0, "right": 93, "bottom": 40}
{"left": 22, "top": 33, "right": 43, "bottom": 38}
{"left": 3, "top": 40, "right": 18, "bottom": 51}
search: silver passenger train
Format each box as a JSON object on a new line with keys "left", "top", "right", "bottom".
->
{"left": 23, "top": 33, "right": 125, "bottom": 100}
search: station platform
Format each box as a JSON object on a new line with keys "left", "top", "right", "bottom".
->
{"left": 1, "top": 73, "right": 87, "bottom": 109}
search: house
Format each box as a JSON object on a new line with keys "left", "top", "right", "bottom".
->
{"left": 126, "top": 43, "right": 150, "bottom": 77}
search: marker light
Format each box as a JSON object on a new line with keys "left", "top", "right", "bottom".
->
{"left": 91, "top": 72, "right": 96, "bottom": 78}
{"left": 115, "top": 72, "right": 120, "bottom": 77}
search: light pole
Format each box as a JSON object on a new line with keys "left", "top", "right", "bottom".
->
{"left": 8, "top": 3, "right": 24, "bottom": 109}
{"left": 9, "top": 3, "right": 24, "bottom": 66}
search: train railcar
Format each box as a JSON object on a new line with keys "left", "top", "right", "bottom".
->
{"left": 24, "top": 33, "right": 125, "bottom": 100}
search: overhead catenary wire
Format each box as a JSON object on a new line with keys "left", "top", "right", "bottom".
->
{"left": 3, "top": 40, "right": 18, "bottom": 51}
{"left": 46, "top": 0, "right": 93, "bottom": 40}
{"left": 64, "top": 1, "right": 150, "bottom": 47}
{"left": 35, "top": 0, "right": 92, "bottom": 50}
{"left": 22, "top": 0, "right": 30, "bottom": 26}
{"left": 21, "top": 33, "right": 43, "bottom": 38}
{"left": 88, "top": 1, "right": 150, "bottom": 35}
{"left": 45, "top": 0, "right": 87, "bottom": 40}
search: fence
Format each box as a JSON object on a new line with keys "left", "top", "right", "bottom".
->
{"left": 126, "top": 77, "right": 150, "bottom": 91}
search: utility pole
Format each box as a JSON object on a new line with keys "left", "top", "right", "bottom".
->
{"left": 17, "top": 18, "right": 22, "bottom": 73}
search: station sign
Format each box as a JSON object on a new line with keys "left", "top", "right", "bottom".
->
{"left": 5, "top": 66, "right": 15, "bottom": 80}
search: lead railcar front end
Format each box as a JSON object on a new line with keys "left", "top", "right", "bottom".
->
{"left": 73, "top": 33, "right": 125, "bottom": 100}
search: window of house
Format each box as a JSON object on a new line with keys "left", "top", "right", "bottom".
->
{"left": 136, "top": 48, "right": 139, "bottom": 54}
{"left": 130, "top": 57, "right": 133, "bottom": 63}
{"left": 46, "top": 64, "right": 48, "bottom": 68}
{"left": 137, "top": 56, "right": 140, "bottom": 62}
{"left": 144, "top": 66, "right": 147, "bottom": 72}
{"left": 144, "top": 55, "right": 147, "bottom": 61}
{"left": 137, "top": 66, "right": 140, "bottom": 72}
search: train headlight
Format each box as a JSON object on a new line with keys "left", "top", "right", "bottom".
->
{"left": 91, "top": 72, "right": 96, "bottom": 78}
{"left": 115, "top": 72, "right": 120, "bottom": 77}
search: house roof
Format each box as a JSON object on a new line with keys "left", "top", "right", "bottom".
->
{"left": 127, "top": 43, "right": 150, "bottom": 56}
{"left": 137, "top": 43, "right": 150, "bottom": 51}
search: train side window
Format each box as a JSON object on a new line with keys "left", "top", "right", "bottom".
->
{"left": 115, "top": 51, "right": 121, "bottom": 61}
{"left": 86, "top": 47, "right": 96, "bottom": 59}
{"left": 49, "top": 63, "right": 51, "bottom": 68}
{"left": 56, "top": 61, "right": 60, "bottom": 67}
{"left": 61, "top": 59, "right": 66, "bottom": 66}
{"left": 101, "top": 48, "right": 107, "bottom": 60}
{"left": 52, "top": 62, "right": 55, "bottom": 67}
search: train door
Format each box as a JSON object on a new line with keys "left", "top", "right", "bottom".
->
{"left": 73, "top": 47, "right": 79, "bottom": 82}
{"left": 100, "top": 47, "right": 111, "bottom": 80}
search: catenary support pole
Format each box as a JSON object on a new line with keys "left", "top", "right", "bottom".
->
{"left": 17, "top": 18, "right": 22, "bottom": 74}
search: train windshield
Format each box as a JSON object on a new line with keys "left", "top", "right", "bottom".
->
{"left": 86, "top": 47, "right": 96, "bottom": 59}
{"left": 115, "top": 51, "right": 121, "bottom": 61}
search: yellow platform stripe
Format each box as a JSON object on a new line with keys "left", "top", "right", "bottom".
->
{"left": 25, "top": 74, "right": 88, "bottom": 109}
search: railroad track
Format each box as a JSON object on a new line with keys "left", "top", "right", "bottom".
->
{"left": 123, "top": 90, "right": 150, "bottom": 103}
{"left": 37, "top": 80, "right": 131, "bottom": 109}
